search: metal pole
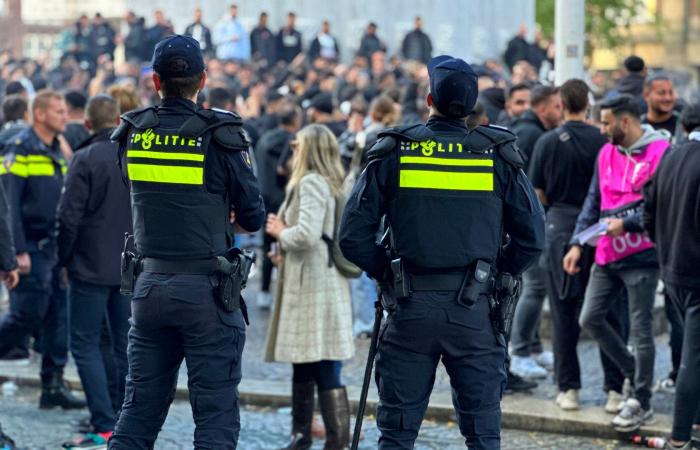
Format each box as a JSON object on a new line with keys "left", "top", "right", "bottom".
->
{"left": 554, "top": 0, "right": 585, "bottom": 85}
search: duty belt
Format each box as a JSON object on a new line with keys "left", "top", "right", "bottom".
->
{"left": 409, "top": 272, "right": 495, "bottom": 293}
{"left": 139, "top": 257, "right": 219, "bottom": 275}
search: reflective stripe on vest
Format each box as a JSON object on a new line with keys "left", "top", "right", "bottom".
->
{"left": 126, "top": 129, "right": 205, "bottom": 185}
{"left": 398, "top": 151, "right": 494, "bottom": 191}
{"left": 0, "top": 154, "right": 60, "bottom": 177}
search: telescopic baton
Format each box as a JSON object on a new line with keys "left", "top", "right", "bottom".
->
{"left": 350, "top": 298, "right": 384, "bottom": 450}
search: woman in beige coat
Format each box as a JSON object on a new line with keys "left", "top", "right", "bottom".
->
{"left": 264, "top": 124, "right": 354, "bottom": 450}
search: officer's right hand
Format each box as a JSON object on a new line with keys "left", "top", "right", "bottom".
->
{"left": 16, "top": 253, "right": 31, "bottom": 275}
{"left": 563, "top": 246, "right": 582, "bottom": 276}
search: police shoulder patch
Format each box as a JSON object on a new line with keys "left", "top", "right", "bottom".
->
{"left": 240, "top": 150, "right": 253, "bottom": 168}
{"left": 3, "top": 152, "right": 16, "bottom": 171}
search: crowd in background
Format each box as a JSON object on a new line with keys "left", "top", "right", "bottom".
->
{"left": 0, "top": 3, "right": 698, "bottom": 449}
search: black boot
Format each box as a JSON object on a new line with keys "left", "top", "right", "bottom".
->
{"left": 319, "top": 387, "right": 350, "bottom": 450}
{"left": 39, "top": 374, "right": 86, "bottom": 410}
{"left": 280, "top": 381, "right": 315, "bottom": 450}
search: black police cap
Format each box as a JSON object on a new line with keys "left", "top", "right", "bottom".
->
{"left": 428, "top": 55, "right": 478, "bottom": 118}
{"left": 152, "top": 35, "right": 205, "bottom": 80}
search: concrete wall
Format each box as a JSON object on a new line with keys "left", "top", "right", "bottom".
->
{"left": 126, "top": 0, "right": 535, "bottom": 64}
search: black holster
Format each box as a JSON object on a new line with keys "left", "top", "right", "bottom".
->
{"left": 489, "top": 272, "right": 521, "bottom": 338}
{"left": 120, "top": 233, "right": 140, "bottom": 296}
{"left": 215, "top": 248, "right": 256, "bottom": 324}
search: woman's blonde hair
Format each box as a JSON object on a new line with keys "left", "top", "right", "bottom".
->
{"left": 288, "top": 124, "right": 345, "bottom": 196}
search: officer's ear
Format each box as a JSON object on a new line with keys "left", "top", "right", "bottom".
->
{"left": 84, "top": 118, "right": 94, "bottom": 132}
{"left": 152, "top": 73, "right": 162, "bottom": 94}
{"left": 198, "top": 71, "right": 207, "bottom": 92}
{"left": 427, "top": 93, "right": 434, "bottom": 108}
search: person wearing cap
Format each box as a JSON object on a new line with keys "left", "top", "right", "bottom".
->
{"left": 107, "top": 35, "right": 265, "bottom": 450}
{"left": 339, "top": 55, "right": 545, "bottom": 449}
{"left": 643, "top": 104, "right": 700, "bottom": 450}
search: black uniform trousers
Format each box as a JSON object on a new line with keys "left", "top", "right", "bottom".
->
{"left": 0, "top": 239, "right": 68, "bottom": 381}
{"left": 375, "top": 291, "right": 506, "bottom": 450}
{"left": 109, "top": 272, "right": 246, "bottom": 450}
{"left": 666, "top": 283, "right": 700, "bottom": 442}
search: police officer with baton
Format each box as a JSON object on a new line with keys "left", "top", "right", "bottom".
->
{"left": 339, "top": 55, "right": 545, "bottom": 450}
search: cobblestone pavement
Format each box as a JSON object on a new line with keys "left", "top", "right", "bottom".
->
{"left": 0, "top": 386, "right": 642, "bottom": 449}
{"left": 0, "top": 274, "right": 676, "bottom": 417}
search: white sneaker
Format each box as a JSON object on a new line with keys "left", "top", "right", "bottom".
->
{"left": 510, "top": 356, "right": 547, "bottom": 379}
{"left": 604, "top": 390, "right": 624, "bottom": 414}
{"left": 533, "top": 351, "right": 554, "bottom": 371}
{"left": 612, "top": 398, "right": 654, "bottom": 432}
{"left": 556, "top": 389, "right": 579, "bottom": 411}
{"left": 654, "top": 378, "right": 676, "bottom": 395}
{"left": 256, "top": 291, "right": 273, "bottom": 309}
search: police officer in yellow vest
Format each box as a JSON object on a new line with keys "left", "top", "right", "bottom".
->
{"left": 108, "top": 35, "right": 264, "bottom": 450}
{"left": 339, "top": 55, "right": 545, "bottom": 449}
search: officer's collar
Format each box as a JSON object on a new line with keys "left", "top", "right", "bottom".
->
{"left": 427, "top": 115, "right": 468, "bottom": 131}
{"left": 28, "top": 126, "right": 59, "bottom": 151}
{"left": 159, "top": 97, "right": 198, "bottom": 112}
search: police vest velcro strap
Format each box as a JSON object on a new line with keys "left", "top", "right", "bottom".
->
{"left": 399, "top": 155, "right": 494, "bottom": 191}
{"left": 0, "top": 154, "right": 60, "bottom": 177}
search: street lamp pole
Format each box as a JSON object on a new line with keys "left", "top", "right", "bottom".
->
{"left": 554, "top": 0, "right": 585, "bottom": 85}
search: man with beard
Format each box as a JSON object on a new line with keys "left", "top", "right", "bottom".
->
{"left": 564, "top": 95, "right": 669, "bottom": 431}
{"left": 496, "top": 83, "right": 531, "bottom": 127}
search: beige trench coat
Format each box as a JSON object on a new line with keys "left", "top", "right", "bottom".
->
{"left": 263, "top": 173, "right": 354, "bottom": 363}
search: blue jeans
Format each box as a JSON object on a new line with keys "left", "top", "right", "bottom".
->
{"left": 69, "top": 278, "right": 130, "bottom": 432}
{"left": 510, "top": 264, "right": 547, "bottom": 356}
{"left": 351, "top": 273, "right": 376, "bottom": 335}
{"left": 0, "top": 240, "right": 67, "bottom": 381}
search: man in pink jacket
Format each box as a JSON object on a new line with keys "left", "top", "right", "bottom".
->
{"left": 564, "top": 95, "right": 669, "bottom": 432}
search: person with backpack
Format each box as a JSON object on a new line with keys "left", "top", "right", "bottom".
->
{"left": 263, "top": 123, "right": 355, "bottom": 450}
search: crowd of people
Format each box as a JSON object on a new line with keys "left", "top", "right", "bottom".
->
{"left": 0, "top": 4, "right": 697, "bottom": 450}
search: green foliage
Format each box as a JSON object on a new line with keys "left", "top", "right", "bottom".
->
{"left": 536, "top": 0, "right": 648, "bottom": 49}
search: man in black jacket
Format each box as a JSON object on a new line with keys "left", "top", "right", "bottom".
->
{"left": 276, "top": 12, "right": 303, "bottom": 64}
{"left": 358, "top": 22, "right": 386, "bottom": 65}
{"left": 57, "top": 94, "right": 132, "bottom": 446}
{"left": 250, "top": 12, "right": 276, "bottom": 66}
{"left": 643, "top": 104, "right": 700, "bottom": 450}
{"left": 253, "top": 104, "right": 300, "bottom": 308}
{"left": 124, "top": 11, "right": 147, "bottom": 62}
{"left": 0, "top": 169, "right": 19, "bottom": 450}
{"left": 508, "top": 84, "right": 561, "bottom": 382}
{"left": 401, "top": 16, "right": 432, "bottom": 64}
{"left": 184, "top": 8, "right": 214, "bottom": 58}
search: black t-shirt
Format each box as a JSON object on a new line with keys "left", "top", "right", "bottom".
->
{"left": 528, "top": 121, "right": 607, "bottom": 207}
{"left": 643, "top": 113, "right": 678, "bottom": 136}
